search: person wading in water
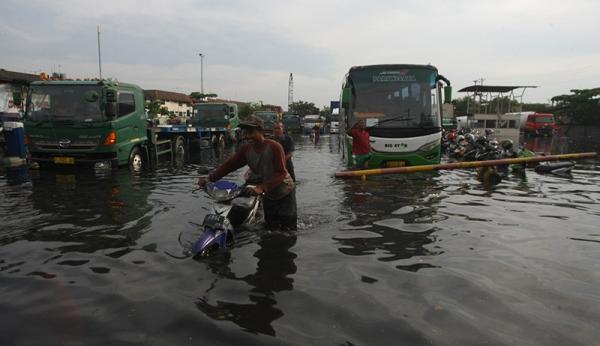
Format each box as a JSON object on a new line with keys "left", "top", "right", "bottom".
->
{"left": 346, "top": 118, "right": 372, "bottom": 168}
{"left": 197, "top": 115, "right": 297, "bottom": 230}
{"left": 273, "top": 122, "right": 296, "bottom": 182}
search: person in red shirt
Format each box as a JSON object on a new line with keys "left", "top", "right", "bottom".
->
{"left": 346, "top": 119, "right": 372, "bottom": 168}
{"left": 197, "top": 115, "right": 297, "bottom": 230}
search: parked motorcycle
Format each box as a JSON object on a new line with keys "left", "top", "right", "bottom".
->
{"left": 191, "top": 180, "right": 262, "bottom": 257}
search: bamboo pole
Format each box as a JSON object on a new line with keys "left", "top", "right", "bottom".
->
{"left": 335, "top": 152, "right": 598, "bottom": 178}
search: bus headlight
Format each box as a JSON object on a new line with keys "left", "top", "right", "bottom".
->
{"left": 417, "top": 140, "right": 440, "bottom": 153}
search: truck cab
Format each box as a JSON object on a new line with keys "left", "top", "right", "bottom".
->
{"left": 522, "top": 112, "right": 559, "bottom": 136}
{"left": 24, "top": 80, "right": 148, "bottom": 169}
{"left": 282, "top": 114, "right": 302, "bottom": 134}
{"left": 253, "top": 111, "right": 278, "bottom": 135}
{"left": 192, "top": 103, "right": 240, "bottom": 143}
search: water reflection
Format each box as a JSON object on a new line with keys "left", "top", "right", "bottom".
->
{"left": 195, "top": 232, "right": 297, "bottom": 336}
{"left": 523, "top": 135, "right": 571, "bottom": 155}
{"left": 336, "top": 175, "right": 446, "bottom": 272}
{"left": 1, "top": 169, "right": 153, "bottom": 256}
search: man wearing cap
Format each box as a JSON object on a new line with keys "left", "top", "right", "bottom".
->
{"left": 197, "top": 115, "right": 297, "bottom": 230}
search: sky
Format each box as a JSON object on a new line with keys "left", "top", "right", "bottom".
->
{"left": 1, "top": 0, "right": 599, "bottom": 110}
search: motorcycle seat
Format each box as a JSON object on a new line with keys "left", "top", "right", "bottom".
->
{"left": 232, "top": 196, "right": 256, "bottom": 209}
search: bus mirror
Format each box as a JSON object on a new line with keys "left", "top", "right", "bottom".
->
{"left": 12, "top": 91, "right": 22, "bottom": 106}
{"left": 444, "top": 86, "right": 452, "bottom": 103}
{"left": 84, "top": 90, "right": 99, "bottom": 102}
{"left": 105, "top": 88, "right": 117, "bottom": 103}
{"left": 342, "top": 88, "right": 351, "bottom": 102}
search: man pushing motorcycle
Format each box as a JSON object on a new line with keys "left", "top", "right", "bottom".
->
{"left": 197, "top": 115, "right": 297, "bottom": 231}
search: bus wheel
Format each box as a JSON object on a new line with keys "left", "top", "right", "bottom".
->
{"left": 128, "top": 146, "right": 144, "bottom": 171}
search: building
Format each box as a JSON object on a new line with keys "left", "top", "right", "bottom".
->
{"left": 0, "top": 69, "right": 40, "bottom": 120}
{"left": 144, "top": 90, "right": 193, "bottom": 117}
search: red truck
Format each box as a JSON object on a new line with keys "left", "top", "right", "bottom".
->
{"left": 519, "top": 112, "right": 559, "bottom": 136}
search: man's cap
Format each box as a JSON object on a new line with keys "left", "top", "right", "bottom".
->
{"left": 238, "top": 115, "right": 264, "bottom": 130}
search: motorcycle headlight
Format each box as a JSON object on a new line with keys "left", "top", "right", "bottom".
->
{"left": 202, "top": 214, "right": 231, "bottom": 231}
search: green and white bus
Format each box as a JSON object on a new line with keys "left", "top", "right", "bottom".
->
{"left": 339, "top": 64, "right": 451, "bottom": 168}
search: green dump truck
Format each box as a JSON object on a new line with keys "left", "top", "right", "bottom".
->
{"left": 22, "top": 79, "right": 229, "bottom": 170}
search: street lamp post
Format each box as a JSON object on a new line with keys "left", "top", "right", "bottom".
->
{"left": 198, "top": 53, "right": 204, "bottom": 95}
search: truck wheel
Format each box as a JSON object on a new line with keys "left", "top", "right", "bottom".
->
{"left": 173, "top": 137, "right": 185, "bottom": 164}
{"left": 128, "top": 146, "right": 144, "bottom": 171}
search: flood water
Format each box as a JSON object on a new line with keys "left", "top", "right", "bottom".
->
{"left": 1, "top": 134, "right": 600, "bottom": 345}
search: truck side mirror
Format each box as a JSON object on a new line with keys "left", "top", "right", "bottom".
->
{"left": 12, "top": 91, "right": 22, "bottom": 106}
{"left": 105, "top": 88, "right": 117, "bottom": 103}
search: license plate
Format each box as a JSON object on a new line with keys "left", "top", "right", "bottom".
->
{"left": 386, "top": 160, "right": 406, "bottom": 168}
{"left": 56, "top": 174, "right": 76, "bottom": 184}
{"left": 53, "top": 156, "right": 75, "bottom": 164}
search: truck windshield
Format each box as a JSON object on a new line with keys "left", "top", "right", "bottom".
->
{"left": 535, "top": 116, "right": 554, "bottom": 123}
{"left": 349, "top": 68, "right": 439, "bottom": 128}
{"left": 194, "top": 105, "right": 227, "bottom": 120}
{"left": 26, "top": 85, "right": 104, "bottom": 122}
{"left": 255, "top": 112, "right": 277, "bottom": 122}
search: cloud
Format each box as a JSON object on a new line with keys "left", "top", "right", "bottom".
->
{"left": 2, "top": 0, "right": 599, "bottom": 107}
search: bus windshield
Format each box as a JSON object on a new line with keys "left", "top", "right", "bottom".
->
{"left": 26, "top": 85, "right": 104, "bottom": 122}
{"left": 349, "top": 68, "right": 439, "bottom": 128}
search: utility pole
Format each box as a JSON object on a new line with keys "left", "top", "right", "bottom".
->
{"left": 198, "top": 53, "right": 204, "bottom": 95}
{"left": 288, "top": 73, "right": 294, "bottom": 113}
{"left": 97, "top": 25, "right": 102, "bottom": 79}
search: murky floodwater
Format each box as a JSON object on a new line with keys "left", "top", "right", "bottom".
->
{"left": 1, "top": 135, "right": 600, "bottom": 345}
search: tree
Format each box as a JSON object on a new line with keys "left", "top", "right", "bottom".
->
{"left": 145, "top": 100, "right": 163, "bottom": 118}
{"left": 452, "top": 96, "right": 478, "bottom": 116}
{"left": 521, "top": 103, "right": 554, "bottom": 113}
{"left": 289, "top": 100, "right": 319, "bottom": 116}
{"left": 239, "top": 102, "right": 262, "bottom": 119}
{"left": 189, "top": 92, "right": 218, "bottom": 102}
{"left": 551, "top": 88, "right": 600, "bottom": 125}
{"left": 320, "top": 106, "right": 332, "bottom": 121}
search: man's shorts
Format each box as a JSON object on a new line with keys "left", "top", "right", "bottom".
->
{"left": 352, "top": 153, "right": 372, "bottom": 168}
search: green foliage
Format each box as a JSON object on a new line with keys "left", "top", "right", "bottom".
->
{"left": 189, "top": 92, "right": 218, "bottom": 102}
{"left": 145, "top": 100, "right": 164, "bottom": 118}
{"left": 452, "top": 96, "right": 476, "bottom": 116}
{"left": 239, "top": 102, "right": 262, "bottom": 119}
{"left": 289, "top": 100, "right": 319, "bottom": 116}
{"left": 451, "top": 96, "right": 517, "bottom": 115}
{"left": 320, "top": 106, "right": 332, "bottom": 121}
{"left": 521, "top": 103, "right": 553, "bottom": 113}
{"left": 551, "top": 88, "right": 600, "bottom": 125}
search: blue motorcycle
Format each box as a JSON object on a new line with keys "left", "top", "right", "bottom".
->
{"left": 192, "top": 180, "right": 262, "bottom": 257}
